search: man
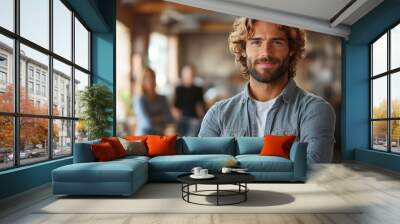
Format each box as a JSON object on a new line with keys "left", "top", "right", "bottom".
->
{"left": 198, "top": 17, "right": 336, "bottom": 163}
{"left": 173, "top": 65, "right": 206, "bottom": 136}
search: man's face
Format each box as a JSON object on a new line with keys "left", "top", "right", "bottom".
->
{"left": 182, "top": 66, "right": 194, "bottom": 86}
{"left": 245, "top": 21, "right": 290, "bottom": 83}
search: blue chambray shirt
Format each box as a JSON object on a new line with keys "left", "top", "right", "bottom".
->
{"left": 198, "top": 79, "right": 336, "bottom": 163}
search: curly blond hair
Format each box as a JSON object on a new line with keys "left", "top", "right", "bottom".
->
{"left": 228, "top": 17, "right": 306, "bottom": 78}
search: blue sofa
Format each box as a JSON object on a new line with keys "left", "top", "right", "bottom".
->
{"left": 52, "top": 137, "right": 307, "bottom": 196}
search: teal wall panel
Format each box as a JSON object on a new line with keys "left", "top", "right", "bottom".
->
{"left": 91, "top": 0, "right": 116, "bottom": 135}
{"left": 0, "top": 158, "right": 72, "bottom": 199}
{"left": 355, "top": 149, "right": 400, "bottom": 172}
{"left": 344, "top": 0, "right": 400, "bottom": 171}
{"left": 65, "top": 0, "right": 110, "bottom": 32}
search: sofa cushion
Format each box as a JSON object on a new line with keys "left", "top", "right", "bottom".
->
{"left": 73, "top": 139, "right": 100, "bottom": 163}
{"left": 124, "top": 135, "right": 148, "bottom": 141}
{"left": 148, "top": 154, "right": 235, "bottom": 172}
{"left": 147, "top": 135, "right": 177, "bottom": 157}
{"left": 91, "top": 142, "right": 118, "bottom": 161}
{"left": 260, "top": 135, "right": 296, "bottom": 159}
{"left": 52, "top": 159, "right": 147, "bottom": 183}
{"left": 114, "top": 155, "right": 150, "bottom": 163}
{"left": 236, "top": 155, "right": 293, "bottom": 172}
{"left": 118, "top": 138, "right": 147, "bottom": 156}
{"left": 179, "top": 137, "right": 235, "bottom": 155}
{"left": 101, "top": 137, "right": 127, "bottom": 158}
{"left": 236, "top": 137, "right": 263, "bottom": 155}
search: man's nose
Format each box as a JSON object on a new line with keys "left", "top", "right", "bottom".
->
{"left": 259, "top": 42, "right": 273, "bottom": 58}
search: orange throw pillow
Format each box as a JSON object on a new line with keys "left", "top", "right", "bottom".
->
{"left": 124, "top": 135, "right": 148, "bottom": 142}
{"left": 146, "top": 135, "right": 177, "bottom": 157}
{"left": 101, "top": 137, "right": 127, "bottom": 158}
{"left": 91, "top": 142, "right": 117, "bottom": 161}
{"left": 259, "top": 135, "right": 296, "bottom": 159}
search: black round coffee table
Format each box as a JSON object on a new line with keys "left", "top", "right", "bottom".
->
{"left": 177, "top": 173, "right": 255, "bottom": 206}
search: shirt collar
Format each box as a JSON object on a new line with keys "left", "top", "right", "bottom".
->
{"left": 242, "top": 78, "right": 297, "bottom": 104}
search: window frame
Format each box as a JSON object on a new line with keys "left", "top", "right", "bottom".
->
{"left": 370, "top": 20, "right": 400, "bottom": 154}
{"left": 0, "top": 0, "right": 92, "bottom": 171}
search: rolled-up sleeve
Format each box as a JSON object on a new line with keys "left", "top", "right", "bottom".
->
{"left": 300, "top": 101, "right": 336, "bottom": 163}
{"left": 198, "top": 103, "right": 221, "bottom": 137}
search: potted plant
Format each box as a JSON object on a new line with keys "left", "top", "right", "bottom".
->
{"left": 79, "top": 84, "right": 113, "bottom": 140}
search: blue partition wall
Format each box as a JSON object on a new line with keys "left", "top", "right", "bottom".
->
{"left": 343, "top": 0, "right": 400, "bottom": 171}
{"left": 0, "top": 0, "right": 116, "bottom": 199}
{"left": 91, "top": 0, "right": 116, "bottom": 136}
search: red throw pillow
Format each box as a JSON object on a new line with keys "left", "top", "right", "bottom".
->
{"left": 101, "top": 137, "right": 126, "bottom": 158}
{"left": 260, "top": 135, "right": 296, "bottom": 159}
{"left": 146, "top": 135, "right": 177, "bottom": 157}
{"left": 91, "top": 142, "right": 117, "bottom": 161}
{"left": 124, "top": 135, "right": 148, "bottom": 142}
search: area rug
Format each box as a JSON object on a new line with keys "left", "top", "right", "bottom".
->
{"left": 37, "top": 183, "right": 361, "bottom": 214}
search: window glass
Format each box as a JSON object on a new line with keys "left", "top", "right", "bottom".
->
{"left": 372, "top": 77, "right": 387, "bottom": 119}
{"left": 53, "top": 0, "right": 72, "bottom": 60}
{"left": 0, "top": 35, "right": 14, "bottom": 113}
{"left": 75, "top": 120, "right": 88, "bottom": 143}
{"left": 20, "top": 44, "right": 49, "bottom": 115}
{"left": 391, "top": 72, "right": 400, "bottom": 118}
{"left": 20, "top": 117, "right": 49, "bottom": 165}
{"left": 391, "top": 24, "right": 400, "bottom": 70}
{"left": 372, "top": 121, "right": 388, "bottom": 151}
{"left": 53, "top": 119, "right": 72, "bottom": 158}
{"left": 391, "top": 120, "right": 400, "bottom": 153}
{"left": 0, "top": 0, "right": 14, "bottom": 32}
{"left": 372, "top": 33, "right": 387, "bottom": 76}
{"left": 0, "top": 116, "right": 13, "bottom": 170}
{"left": 74, "top": 69, "right": 89, "bottom": 118}
{"left": 53, "top": 59, "right": 72, "bottom": 117}
{"left": 74, "top": 18, "right": 89, "bottom": 70}
{"left": 20, "top": 0, "right": 49, "bottom": 49}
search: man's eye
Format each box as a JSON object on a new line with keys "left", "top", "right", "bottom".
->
{"left": 273, "top": 40, "right": 283, "bottom": 46}
{"left": 250, "top": 40, "right": 261, "bottom": 45}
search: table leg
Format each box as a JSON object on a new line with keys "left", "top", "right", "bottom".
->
{"left": 217, "top": 184, "right": 219, "bottom": 206}
{"left": 245, "top": 183, "right": 247, "bottom": 201}
{"left": 188, "top": 184, "right": 190, "bottom": 202}
{"left": 181, "top": 184, "right": 183, "bottom": 199}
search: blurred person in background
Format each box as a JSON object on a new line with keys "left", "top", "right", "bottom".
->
{"left": 133, "top": 67, "right": 175, "bottom": 135}
{"left": 199, "top": 17, "right": 336, "bottom": 163}
{"left": 172, "top": 65, "right": 206, "bottom": 136}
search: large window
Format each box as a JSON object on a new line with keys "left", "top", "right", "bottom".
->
{"left": 370, "top": 22, "right": 400, "bottom": 153}
{"left": 0, "top": 0, "right": 91, "bottom": 171}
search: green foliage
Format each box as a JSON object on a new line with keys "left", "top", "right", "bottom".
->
{"left": 79, "top": 84, "right": 113, "bottom": 140}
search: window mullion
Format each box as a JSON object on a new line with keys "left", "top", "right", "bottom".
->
{"left": 388, "top": 30, "right": 391, "bottom": 152}
{"left": 370, "top": 45, "right": 374, "bottom": 150}
{"left": 49, "top": 0, "right": 53, "bottom": 160}
{"left": 71, "top": 10, "right": 76, "bottom": 155}
{"left": 13, "top": 0, "right": 20, "bottom": 167}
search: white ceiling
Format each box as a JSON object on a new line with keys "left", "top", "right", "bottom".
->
{"left": 226, "top": 0, "right": 352, "bottom": 22}
{"left": 165, "top": 0, "right": 384, "bottom": 38}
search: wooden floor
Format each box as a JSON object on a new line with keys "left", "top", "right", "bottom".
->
{"left": 1, "top": 162, "right": 400, "bottom": 224}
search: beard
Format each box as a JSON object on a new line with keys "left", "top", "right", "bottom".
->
{"left": 247, "top": 55, "right": 290, "bottom": 84}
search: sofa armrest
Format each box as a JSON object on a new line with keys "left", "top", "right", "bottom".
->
{"left": 73, "top": 140, "right": 100, "bottom": 163}
{"left": 289, "top": 142, "right": 307, "bottom": 181}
